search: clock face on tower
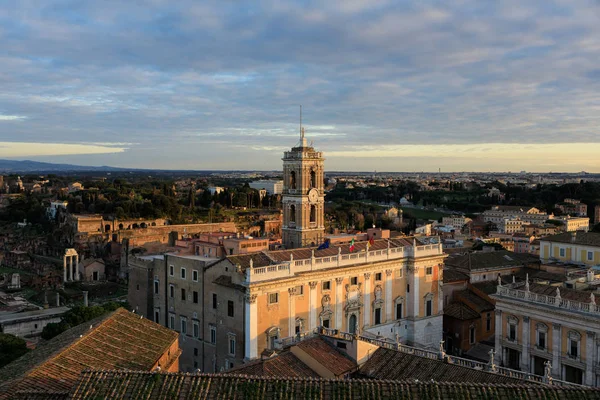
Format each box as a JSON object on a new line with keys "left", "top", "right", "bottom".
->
{"left": 308, "top": 188, "right": 319, "bottom": 204}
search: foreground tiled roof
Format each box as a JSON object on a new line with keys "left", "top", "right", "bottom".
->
{"left": 442, "top": 267, "right": 469, "bottom": 283}
{"left": 61, "top": 370, "right": 600, "bottom": 399}
{"left": 541, "top": 232, "right": 600, "bottom": 247}
{"left": 455, "top": 289, "right": 495, "bottom": 313}
{"left": 525, "top": 282, "right": 600, "bottom": 305}
{"left": 359, "top": 347, "right": 525, "bottom": 384}
{"left": 295, "top": 337, "right": 356, "bottom": 376}
{"left": 0, "top": 308, "right": 178, "bottom": 398}
{"left": 443, "top": 302, "right": 480, "bottom": 320}
{"left": 226, "top": 351, "right": 319, "bottom": 378}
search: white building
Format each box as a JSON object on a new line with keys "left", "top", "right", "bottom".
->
{"left": 482, "top": 206, "right": 550, "bottom": 226}
{"left": 208, "top": 186, "right": 224, "bottom": 195}
{"left": 553, "top": 216, "right": 590, "bottom": 232}
{"left": 442, "top": 216, "right": 472, "bottom": 232}
{"left": 248, "top": 180, "right": 284, "bottom": 195}
{"left": 46, "top": 200, "right": 68, "bottom": 220}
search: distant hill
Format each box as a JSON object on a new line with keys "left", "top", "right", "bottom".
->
{"left": 0, "top": 159, "right": 129, "bottom": 173}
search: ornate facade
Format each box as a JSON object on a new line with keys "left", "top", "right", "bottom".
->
{"left": 281, "top": 128, "right": 325, "bottom": 249}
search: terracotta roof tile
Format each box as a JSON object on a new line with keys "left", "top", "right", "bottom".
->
{"left": 226, "top": 351, "right": 319, "bottom": 378}
{"left": 542, "top": 232, "right": 600, "bottom": 247}
{"left": 65, "top": 370, "right": 600, "bottom": 399}
{"left": 359, "top": 347, "right": 524, "bottom": 384}
{"left": 0, "top": 308, "right": 178, "bottom": 398}
{"left": 295, "top": 337, "right": 356, "bottom": 376}
{"left": 443, "top": 302, "right": 480, "bottom": 320}
{"left": 446, "top": 250, "right": 539, "bottom": 271}
{"left": 442, "top": 267, "right": 469, "bottom": 283}
{"left": 526, "top": 282, "right": 600, "bottom": 305}
{"left": 455, "top": 289, "right": 495, "bottom": 312}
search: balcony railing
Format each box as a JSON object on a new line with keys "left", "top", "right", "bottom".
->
{"left": 245, "top": 241, "right": 443, "bottom": 283}
{"left": 495, "top": 285, "right": 600, "bottom": 315}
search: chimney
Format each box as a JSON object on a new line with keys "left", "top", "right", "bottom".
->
{"left": 587, "top": 269, "right": 595, "bottom": 282}
{"left": 56, "top": 292, "right": 60, "bottom": 307}
{"left": 83, "top": 291, "right": 89, "bottom": 307}
{"left": 571, "top": 231, "right": 577, "bottom": 243}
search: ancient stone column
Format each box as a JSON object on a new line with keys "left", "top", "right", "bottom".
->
{"left": 68, "top": 256, "right": 73, "bottom": 281}
{"left": 63, "top": 256, "right": 67, "bottom": 282}
{"left": 75, "top": 255, "right": 80, "bottom": 281}
{"left": 83, "top": 291, "right": 88, "bottom": 307}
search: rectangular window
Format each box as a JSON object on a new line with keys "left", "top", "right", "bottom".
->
{"left": 396, "top": 303, "right": 403, "bottom": 320}
{"left": 559, "top": 248, "right": 565, "bottom": 257}
{"left": 169, "top": 265, "right": 174, "bottom": 276}
{"left": 374, "top": 308, "right": 381, "bottom": 325}
{"left": 212, "top": 293, "right": 217, "bottom": 309}
{"left": 351, "top": 276, "right": 358, "bottom": 285}
{"left": 194, "top": 347, "right": 198, "bottom": 356}
{"left": 268, "top": 292, "right": 279, "bottom": 304}
{"left": 169, "top": 314, "right": 175, "bottom": 329}
{"left": 181, "top": 288, "right": 186, "bottom": 301}
{"left": 193, "top": 291, "right": 199, "bottom": 304}
{"left": 509, "top": 324, "right": 516, "bottom": 341}
{"left": 486, "top": 313, "right": 491, "bottom": 331}
{"left": 193, "top": 270, "right": 199, "bottom": 282}
{"left": 570, "top": 340, "right": 578, "bottom": 357}
{"left": 375, "top": 272, "right": 382, "bottom": 281}
{"left": 395, "top": 269, "right": 403, "bottom": 278}
{"left": 181, "top": 268, "right": 186, "bottom": 279}
{"left": 322, "top": 281, "right": 331, "bottom": 291}
{"left": 228, "top": 300, "right": 234, "bottom": 317}
{"left": 294, "top": 285, "right": 303, "bottom": 295}
{"left": 426, "top": 267, "right": 433, "bottom": 275}
{"left": 169, "top": 284, "right": 174, "bottom": 298}
{"left": 469, "top": 327, "right": 475, "bottom": 344}
{"left": 193, "top": 321, "right": 199, "bottom": 338}
{"left": 323, "top": 319, "right": 330, "bottom": 328}
{"left": 426, "top": 300, "right": 432, "bottom": 317}
{"left": 210, "top": 325, "right": 216, "bottom": 344}
{"left": 154, "top": 280, "right": 159, "bottom": 294}
{"left": 538, "top": 331, "right": 546, "bottom": 349}
{"left": 181, "top": 318, "right": 187, "bottom": 335}
{"left": 588, "top": 251, "right": 594, "bottom": 261}
{"left": 155, "top": 310, "right": 160, "bottom": 324}
{"left": 229, "top": 336, "right": 236, "bottom": 356}
{"left": 407, "top": 284, "right": 410, "bottom": 293}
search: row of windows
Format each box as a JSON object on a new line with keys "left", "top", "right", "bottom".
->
{"left": 167, "top": 314, "right": 237, "bottom": 356}
{"left": 167, "top": 287, "right": 235, "bottom": 318}
{"left": 169, "top": 265, "right": 199, "bottom": 281}
{"left": 506, "top": 320, "right": 581, "bottom": 358}
{"left": 557, "top": 247, "right": 595, "bottom": 261}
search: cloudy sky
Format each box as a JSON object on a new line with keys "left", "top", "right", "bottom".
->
{"left": 1, "top": 0, "right": 600, "bottom": 172}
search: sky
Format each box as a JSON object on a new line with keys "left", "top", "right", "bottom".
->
{"left": 1, "top": 0, "right": 600, "bottom": 172}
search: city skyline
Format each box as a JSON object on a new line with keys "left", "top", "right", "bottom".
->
{"left": 1, "top": 1, "right": 600, "bottom": 172}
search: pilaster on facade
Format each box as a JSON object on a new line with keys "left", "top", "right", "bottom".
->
{"left": 335, "top": 277, "right": 344, "bottom": 329}
{"left": 409, "top": 264, "right": 420, "bottom": 318}
{"left": 495, "top": 310, "right": 503, "bottom": 364}
{"left": 552, "top": 323, "right": 561, "bottom": 378}
{"left": 244, "top": 293, "right": 258, "bottom": 360}
{"left": 522, "top": 316, "right": 530, "bottom": 372}
{"left": 308, "top": 281, "right": 318, "bottom": 331}
{"left": 363, "top": 273, "right": 371, "bottom": 328}
{"left": 585, "top": 331, "right": 595, "bottom": 386}
{"left": 385, "top": 270, "right": 393, "bottom": 322}
{"left": 288, "top": 288, "right": 296, "bottom": 338}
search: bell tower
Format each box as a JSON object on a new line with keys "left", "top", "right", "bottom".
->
{"left": 282, "top": 122, "right": 325, "bottom": 249}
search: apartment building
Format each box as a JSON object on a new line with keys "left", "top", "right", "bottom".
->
{"left": 555, "top": 199, "right": 587, "bottom": 217}
{"left": 482, "top": 206, "right": 550, "bottom": 226}
{"left": 441, "top": 215, "right": 472, "bottom": 232}
{"left": 492, "top": 279, "right": 600, "bottom": 385}
{"left": 540, "top": 232, "right": 600, "bottom": 266}
{"left": 553, "top": 216, "right": 590, "bottom": 232}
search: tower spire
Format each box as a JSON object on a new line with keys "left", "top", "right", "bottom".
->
{"left": 299, "top": 105, "right": 307, "bottom": 147}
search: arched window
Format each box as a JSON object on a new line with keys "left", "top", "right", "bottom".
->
{"left": 290, "top": 205, "right": 296, "bottom": 223}
{"left": 290, "top": 171, "right": 296, "bottom": 189}
{"left": 310, "top": 170, "right": 316, "bottom": 188}
{"left": 310, "top": 205, "right": 316, "bottom": 223}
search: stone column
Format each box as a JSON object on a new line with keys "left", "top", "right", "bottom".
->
{"left": 308, "top": 281, "right": 318, "bottom": 331}
{"left": 552, "top": 323, "right": 561, "bottom": 379}
{"left": 385, "top": 270, "right": 393, "bottom": 322}
{"left": 585, "top": 331, "right": 595, "bottom": 386}
{"left": 288, "top": 288, "right": 296, "bottom": 337}
{"left": 75, "top": 255, "right": 80, "bottom": 281}
{"left": 244, "top": 294, "right": 258, "bottom": 360}
{"left": 335, "top": 277, "right": 344, "bottom": 330}
{"left": 68, "top": 256, "right": 73, "bottom": 281}
{"left": 63, "top": 256, "right": 67, "bottom": 282}
{"left": 495, "top": 310, "right": 503, "bottom": 365}
{"left": 56, "top": 293, "right": 60, "bottom": 307}
{"left": 83, "top": 291, "right": 88, "bottom": 307}
{"left": 363, "top": 273, "right": 371, "bottom": 328}
{"left": 522, "top": 316, "right": 530, "bottom": 372}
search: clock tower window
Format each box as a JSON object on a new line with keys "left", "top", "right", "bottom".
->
{"left": 310, "top": 170, "right": 316, "bottom": 189}
{"left": 290, "top": 205, "right": 296, "bottom": 223}
{"left": 310, "top": 205, "right": 316, "bottom": 223}
{"left": 289, "top": 171, "right": 296, "bottom": 189}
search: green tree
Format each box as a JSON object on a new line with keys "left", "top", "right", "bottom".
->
{"left": 0, "top": 333, "right": 30, "bottom": 367}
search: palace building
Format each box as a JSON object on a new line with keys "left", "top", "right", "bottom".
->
{"left": 128, "top": 128, "right": 445, "bottom": 373}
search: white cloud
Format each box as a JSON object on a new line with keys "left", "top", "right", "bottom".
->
{"left": 0, "top": 142, "right": 129, "bottom": 157}
{"left": 0, "top": 114, "right": 27, "bottom": 121}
